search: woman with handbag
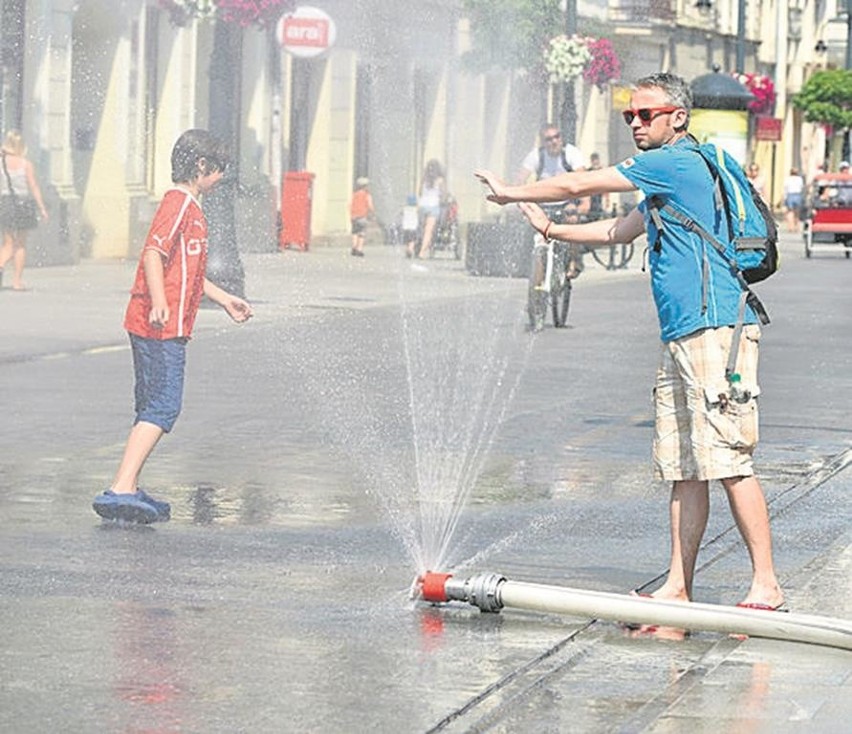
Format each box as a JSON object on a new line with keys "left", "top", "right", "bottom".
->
{"left": 0, "top": 130, "right": 48, "bottom": 290}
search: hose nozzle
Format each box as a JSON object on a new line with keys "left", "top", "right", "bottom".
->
{"left": 417, "top": 571, "right": 506, "bottom": 613}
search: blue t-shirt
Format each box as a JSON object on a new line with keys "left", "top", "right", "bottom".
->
{"left": 616, "top": 139, "right": 757, "bottom": 342}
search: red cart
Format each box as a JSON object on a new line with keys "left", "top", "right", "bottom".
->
{"left": 803, "top": 173, "right": 852, "bottom": 259}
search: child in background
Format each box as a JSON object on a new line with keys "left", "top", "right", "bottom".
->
{"left": 349, "top": 177, "right": 375, "bottom": 257}
{"left": 402, "top": 194, "right": 419, "bottom": 258}
{"left": 92, "top": 129, "right": 253, "bottom": 524}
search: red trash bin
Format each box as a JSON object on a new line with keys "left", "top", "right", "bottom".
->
{"left": 279, "top": 171, "right": 315, "bottom": 251}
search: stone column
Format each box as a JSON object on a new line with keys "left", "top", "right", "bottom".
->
{"left": 24, "top": 0, "right": 80, "bottom": 265}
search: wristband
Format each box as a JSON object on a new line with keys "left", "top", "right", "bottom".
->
{"left": 543, "top": 221, "right": 552, "bottom": 240}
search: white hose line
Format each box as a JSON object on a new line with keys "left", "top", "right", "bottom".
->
{"left": 499, "top": 581, "right": 852, "bottom": 651}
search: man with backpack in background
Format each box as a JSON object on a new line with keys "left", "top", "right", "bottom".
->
{"left": 517, "top": 123, "right": 588, "bottom": 278}
{"left": 475, "top": 72, "right": 785, "bottom": 616}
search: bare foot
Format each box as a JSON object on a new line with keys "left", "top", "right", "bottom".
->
{"left": 625, "top": 624, "right": 688, "bottom": 641}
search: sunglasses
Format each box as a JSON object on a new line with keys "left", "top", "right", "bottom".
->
{"left": 544, "top": 133, "right": 562, "bottom": 142}
{"left": 622, "top": 106, "right": 680, "bottom": 125}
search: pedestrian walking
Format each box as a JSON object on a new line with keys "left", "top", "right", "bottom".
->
{"left": 475, "top": 72, "right": 784, "bottom": 613}
{"left": 746, "top": 162, "right": 767, "bottom": 203}
{"left": 349, "top": 176, "right": 375, "bottom": 257}
{"left": 417, "top": 159, "right": 446, "bottom": 260}
{"left": 401, "top": 193, "right": 420, "bottom": 258}
{"left": 0, "top": 130, "right": 49, "bottom": 290}
{"left": 92, "top": 129, "right": 253, "bottom": 524}
{"left": 782, "top": 167, "right": 804, "bottom": 233}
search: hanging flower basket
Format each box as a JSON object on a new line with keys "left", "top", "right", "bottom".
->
{"left": 157, "top": 0, "right": 216, "bottom": 26}
{"left": 544, "top": 34, "right": 620, "bottom": 90}
{"left": 216, "top": 0, "right": 294, "bottom": 27}
{"left": 733, "top": 72, "right": 776, "bottom": 115}
{"left": 583, "top": 38, "right": 621, "bottom": 91}
{"left": 158, "top": 0, "right": 294, "bottom": 28}
{"left": 544, "top": 35, "right": 592, "bottom": 84}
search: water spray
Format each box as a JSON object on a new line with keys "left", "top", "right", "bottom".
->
{"left": 416, "top": 571, "right": 852, "bottom": 651}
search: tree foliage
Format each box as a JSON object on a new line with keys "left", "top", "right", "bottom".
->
{"left": 793, "top": 69, "right": 852, "bottom": 128}
{"left": 460, "top": 0, "right": 563, "bottom": 76}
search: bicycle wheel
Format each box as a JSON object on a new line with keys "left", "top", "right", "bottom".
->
{"left": 551, "top": 246, "right": 572, "bottom": 327}
{"left": 450, "top": 223, "right": 462, "bottom": 260}
{"left": 527, "top": 239, "right": 548, "bottom": 332}
{"left": 591, "top": 245, "right": 614, "bottom": 269}
{"left": 591, "top": 243, "right": 635, "bottom": 270}
{"left": 551, "top": 274, "right": 571, "bottom": 327}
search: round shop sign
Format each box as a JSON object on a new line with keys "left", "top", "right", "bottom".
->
{"left": 276, "top": 6, "right": 337, "bottom": 58}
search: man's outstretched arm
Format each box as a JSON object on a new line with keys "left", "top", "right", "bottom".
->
{"left": 475, "top": 166, "right": 636, "bottom": 205}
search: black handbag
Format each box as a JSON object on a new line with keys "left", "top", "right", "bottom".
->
{"left": 0, "top": 152, "right": 39, "bottom": 230}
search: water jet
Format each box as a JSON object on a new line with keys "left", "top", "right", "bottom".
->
{"left": 417, "top": 571, "right": 852, "bottom": 651}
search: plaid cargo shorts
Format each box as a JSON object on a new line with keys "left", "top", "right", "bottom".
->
{"left": 653, "top": 324, "right": 761, "bottom": 481}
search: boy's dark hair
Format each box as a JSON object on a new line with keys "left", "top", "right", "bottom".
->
{"left": 171, "top": 129, "right": 230, "bottom": 183}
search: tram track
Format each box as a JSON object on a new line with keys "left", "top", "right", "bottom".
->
{"left": 425, "top": 446, "right": 852, "bottom": 733}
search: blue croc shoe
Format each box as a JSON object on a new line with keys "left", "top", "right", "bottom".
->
{"left": 136, "top": 489, "right": 171, "bottom": 522}
{"left": 92, "top": 490, "right": 158, "bottom": 524}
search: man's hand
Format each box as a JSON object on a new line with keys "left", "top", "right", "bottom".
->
{"left": 223, "top": 296, "right": 253, "bottom": 323}
{"left": 517, "top": 202, "right": 550, "bottom": 235}
{"left": 474, "top": 169, "right": 514, "bottom": 205}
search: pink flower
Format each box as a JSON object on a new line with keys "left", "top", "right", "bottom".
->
{"left": 158, "top": 0, "right": 295, "bottom": 28}
{"left": 733, "top": 72, "right": 776, "bottom": 115}
{"left": 216, "top": 0, "right": 294, "bottom": 27}
{"left": 583, "top": 38, "right": 621, "bottom": 91}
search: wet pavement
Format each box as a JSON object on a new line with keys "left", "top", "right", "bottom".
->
{"left": 1, "top": 230, "right": 850, "bottom": 732}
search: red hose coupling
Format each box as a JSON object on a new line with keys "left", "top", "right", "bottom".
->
{"left": 420, "top": 572, "right": 453, "bottom": 602}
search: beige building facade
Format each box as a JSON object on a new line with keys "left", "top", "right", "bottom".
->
{"left": 0, "top": 0, "right": 840, "bottom": 264}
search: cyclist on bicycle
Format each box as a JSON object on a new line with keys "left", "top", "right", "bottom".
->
{"left": 517, "top": 124, "right": 588, "bottom": 279}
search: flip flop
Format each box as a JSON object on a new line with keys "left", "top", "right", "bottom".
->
{"left": 736, "top": 602, "right": 789, "bottom": 612}
{"left": 621, "top": 590, "right": 656, "bottom": 630}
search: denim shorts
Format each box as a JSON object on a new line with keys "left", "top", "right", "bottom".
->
{"left": 130, "top": 333, "right": 187, "bottom": 432}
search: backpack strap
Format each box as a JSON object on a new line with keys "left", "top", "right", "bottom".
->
{"left": 647, "top": 196, "right": 769, "bottom": 323}
{"left": 536, "top": 146, "right": 574, "bottom": 179}
{"left": 697, "top": 145, "right": 747, "bottom": 237}
{"left": 1, "top": 151, "right": 15, "bottom": 197}
{"left": 646, "top": 194, "right": 769, "bottom": 385}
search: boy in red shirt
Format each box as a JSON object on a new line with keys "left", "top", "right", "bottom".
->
{"left": 93, "top": 129, "right": 253, "bottom": 523}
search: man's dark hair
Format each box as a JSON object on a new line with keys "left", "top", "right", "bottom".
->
{"left": 171, "top": 129, "right": 230, "bottom": 183}
{"left": 634, "top": 72, "right": 693, "bottom": 131}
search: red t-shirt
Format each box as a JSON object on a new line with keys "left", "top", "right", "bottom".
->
{"left": 349, "top": 189, "right": 372, "bottom": 219}
{"left": 124, "top": 188, "right": 208, "bottom": 340}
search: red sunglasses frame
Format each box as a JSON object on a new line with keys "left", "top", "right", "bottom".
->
{"left": 622, "top": 106, "right": 680, "bottom": 125}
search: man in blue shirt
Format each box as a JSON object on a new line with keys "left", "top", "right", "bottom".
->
{"left": 475, "top": 72, "right": 784, "bottom": 613}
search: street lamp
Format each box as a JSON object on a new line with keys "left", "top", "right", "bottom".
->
{"left": 694, "top": 0, "right": 746, "bottom": 73}
{"left": 788, "top": 5, "right": 803, "bottom": 42}
{"left": 847, "top": 0, "right": 852, "bottom": 70}
{"left": 560, "top": 0, "right": 577, "bottom": 142}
